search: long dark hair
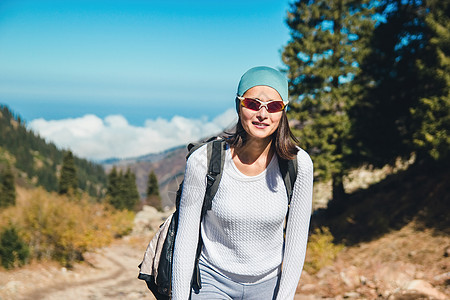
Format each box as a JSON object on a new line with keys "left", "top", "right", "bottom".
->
{"left": 225, "top": 109, "right": 299, "bottom": 160}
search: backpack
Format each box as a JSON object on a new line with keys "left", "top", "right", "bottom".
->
{"left": 138, "top": 138, "right": 297, "bottom": 299}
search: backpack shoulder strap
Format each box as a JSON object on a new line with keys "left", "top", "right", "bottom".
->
{"left": 174, "top": 139, "right": 219, "bottom": 209}
{"left": 186, "top": 142, "right": 205, "bottom": 159}
{"left": 181, "top": 138, "right": 226, "bottom": 214}
{"left": 186, "top": 136, "right": 222, "bottom": 158}
{"left": 192, "top": 139, "right": 226, "bottom": 291}
{"left": 278, "top": 155, "right": 298, "bottom": 204}
{"left": 202, "top": 139, "right": 226, "bottom": 215}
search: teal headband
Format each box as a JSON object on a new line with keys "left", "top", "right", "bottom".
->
{"left": 237, "top": 66, "right": 289, "bottom": 104}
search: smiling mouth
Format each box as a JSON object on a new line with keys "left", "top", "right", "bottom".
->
{"left": 252, "top": 121, "right": 269, "bottom": 128}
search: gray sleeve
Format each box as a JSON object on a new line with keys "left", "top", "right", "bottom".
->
{"left": 276, "top": 149, "right": 314, "bottom": 300}
{"left": 171, "top": 145, "right": 208, "bottom": 300}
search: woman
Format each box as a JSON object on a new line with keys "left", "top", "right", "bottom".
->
{"left": 172, "top": 66, "right": 313, "bottom": 299}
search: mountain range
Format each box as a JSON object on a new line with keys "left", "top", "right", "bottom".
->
{"left": 0, "top": 103, "right": 224, "bottom": 208}
{"left": 102, "top": 144, "right": 188, "bottom": 208}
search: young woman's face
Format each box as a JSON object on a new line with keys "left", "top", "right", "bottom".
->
{"left": 239, "top": 85, "right": 283, "bottom": 141}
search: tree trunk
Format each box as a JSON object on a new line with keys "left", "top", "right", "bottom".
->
{"left": 332, "top": 173, "right": 346, "bottom": 203}
{"left": 327, "top": 173, "right": 347, "bottom": 216}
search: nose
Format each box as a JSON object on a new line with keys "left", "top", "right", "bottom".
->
{"left": 256, "top": 106, "right": 269, "bottom": 120}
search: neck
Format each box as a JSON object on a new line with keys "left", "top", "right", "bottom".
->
{"left": 233, "top": 136, "right": 274, "bottom": 165}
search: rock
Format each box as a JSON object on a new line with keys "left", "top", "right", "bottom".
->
{"left": 433, "top": 271, "right": 450, "bottom": 284}
{"left": 132, "top": 205, "right": 166, "bottom": 235}
{"left": 316, "top": 265, "right": 336, "bottom": 279}
{"left": 293, "top": 295, "right": 318, "bottom": 300}
{"left": 365, "top": 280, "right": 376, "bottom": 289}
{"left": 299, "top": 270, "right": 314, "bottom": 283}
{"left": 415, "top": 270, "right": 425, "bottom": 279}
{"left": 406, "top": 279, "right": 448, "bottom": 300}
{"left": 356, "top": 286, "right": 378, "bottom": 299}
{"left": 374, "top": 262, "right": 416, "bottom": 289}
{"left": 340, "top": 265, "right": 360, "bottom": 289}
{"left": 408, "top": 250, "right": 417, "bottom": 258}
{"left": 300, "top": 283, "right": 317, "bottom": 292}
{"left": 343, "top": 291, "right": 360, "bottom": 298}
{"left": 3, "top": 280, "right": 21, "bottom": 293}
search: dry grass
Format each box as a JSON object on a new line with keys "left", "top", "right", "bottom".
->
{"left": 0, "top": 187, "right": 134, "bottom": 268}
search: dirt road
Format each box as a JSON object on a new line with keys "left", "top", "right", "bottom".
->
{"left": 0, "top": 236, "right": 156, "bottom": 300}
{"left": 1, "top": 218, "right": 448, "bottom": 300}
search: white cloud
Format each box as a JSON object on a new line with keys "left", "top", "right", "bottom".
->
{"left": 29, "top": 109, "right": 237, "bottom": 161}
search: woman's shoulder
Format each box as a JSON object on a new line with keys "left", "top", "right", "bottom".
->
{"left": 187, "top": 139, "right": 228, "bottom": 163}
{"left": 294, "top": 146, "right": 313, "bottom": 171}
{"left": 186, "top": 142, "right": 208, "bottom": 165}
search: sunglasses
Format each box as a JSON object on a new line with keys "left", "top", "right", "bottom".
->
{"left": 237, "top": 96, "right": 285, "bottom": 113}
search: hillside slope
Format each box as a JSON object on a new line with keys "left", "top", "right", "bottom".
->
{"left": 102, "top": 146, "right": 187, "bottom": 208}
{"left": 313, "top": 162, "right": 449, "bottom": 245}
{"left": 298, "top": 162, "right": 450, "bottom": 298}
{"left": 102, "top": 136, "right": 225, "bottom": 208}
{"left": 0, "top": 105, "right": 107, "bottom": 197}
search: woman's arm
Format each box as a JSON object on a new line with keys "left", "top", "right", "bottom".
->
{"left": 172, "top": 145, "right": 208, "bottom": 299}
{"left": 276, "top": 149, "right": 314, "bottom": 300}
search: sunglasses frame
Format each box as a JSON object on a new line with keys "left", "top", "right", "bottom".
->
{"left": 237, "top": 96, "right": 285, "bottom": 113}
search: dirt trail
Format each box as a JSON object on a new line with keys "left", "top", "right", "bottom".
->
{"left": 1, "top": 215, "right": 448, "bottom": 300}
{"left": 0, "top": 236, "right": 156, "bottom": 300}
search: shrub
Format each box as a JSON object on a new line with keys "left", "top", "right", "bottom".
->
{"left": 0, "top": 163, "right": 16, "bottom": 208}
{"left": 304, "top": 227, "right": 344, "bottom": 274}
{"left": 0, "top": 188, "right": 134, "bottom": 267}
{"left": 0, "top": 225, "right": 29, "bottom": 269}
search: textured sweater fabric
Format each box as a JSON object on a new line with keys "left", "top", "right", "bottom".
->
{"left": 172, "top": 144, "right": 313, "bottom": 300}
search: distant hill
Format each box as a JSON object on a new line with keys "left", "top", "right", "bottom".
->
{"left": 0, "top": 104, "right": 107, "bottom": 197}
{"left": 101, "top": 144, "right": 185, "bottom": 166}
{"left": 102, "top": 145, "right": 187, "bottom": 208}
{"left": 101, "top": 136, "right": 230, "bottom": 208}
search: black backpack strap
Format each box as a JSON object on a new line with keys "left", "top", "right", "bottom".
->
{"left": 187, "top": 136, "right": 222, "bottom": 157}
{"left": 278, "top": 156, "right": 298, "bottom": 204}
{"left": 192, "top": 139, "right": 226, "bottom": 292}
{"left": 186, "top": 143, "right": 204, "bottom": 158}
{"left": 279, "top": 155, "right": 298, "bottom": 239}
{"left": 186, "top": 138, "right": 226, "bottom": 212}
{"left": 202, "top": 139, "right": 226, "bottom": 215}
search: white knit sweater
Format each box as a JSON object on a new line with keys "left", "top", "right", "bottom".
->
{"left": 172, "top": 144, "right": 313, "bottom": 300}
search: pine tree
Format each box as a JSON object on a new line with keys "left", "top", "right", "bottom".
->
{"left": 350, "top": 0, "right": 449, "bottom": 166}
{"left": 282, "top": 0, "right": 376, "bottom": 204}
{"left": 147, "top": 170, "right": 159, "bottom": 196}
{"left": 107, "top": 166, "right": 122, "bottom": 209}
{"left": 146, "top": 170, "right": 162, "bottom": 211}
{"left": 58, "top": 150, "right": 78, "bottom": 195}
{"left": 107, "top": 166, "right": 120, "bottom": 199}
{"left": 124, "top": 168, "right": 140, "bottom": 210}
{"left": 0, "top": 225, "right": 29, "bottom": 269}
{"left": 412, "top": 0, "right": 450, "bottom": 163}
{"left": 0, "top": 163, "right": 16, "bottom": 208}
{"left": 106, "top": 167, "right": 140, "bottom": 210}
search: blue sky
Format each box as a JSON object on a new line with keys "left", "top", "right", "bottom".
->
{"left": 0, "top": 0, "right": 293, "bottom": 159}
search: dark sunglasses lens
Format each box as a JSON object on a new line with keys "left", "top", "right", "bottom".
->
{"left": 243, "top": 98, "right": 261, "bottom": 111}
{"left": 267, "top": 101, "right": 284, "bottom": 113}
